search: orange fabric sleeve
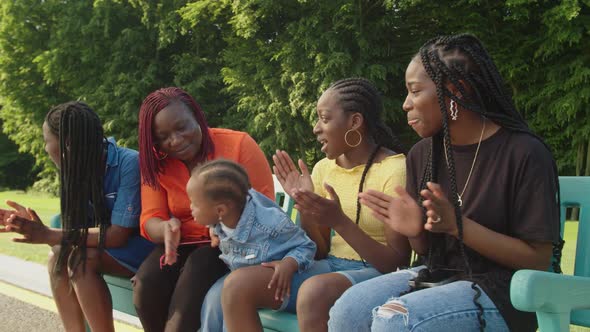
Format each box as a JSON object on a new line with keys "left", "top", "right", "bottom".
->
{"left": 237, "top": 134, "right": 275, "bottom": 200}
{"left": 139, "top": 182, "right": 170, "bottom": 241}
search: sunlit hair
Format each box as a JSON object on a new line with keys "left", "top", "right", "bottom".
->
{"left": 413, "top": 33, "right": 562, "bottom": 331}
{"left": 191, "top": 159, "right": 251, "bottom": 212}
{"left": 138, "top": 87, "right": 214, "bottom": 189}
{"left": 45, "top": 101, "right": 109, "bottom": 275}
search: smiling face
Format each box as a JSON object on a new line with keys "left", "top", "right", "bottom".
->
{"left": 42, "top": 121, "right": 61, "bottom": 168}
{"left": 403, "top": 58, "right": 444, "bottom": 138}
{"left": 152, "top": 102, "right": 203, "bottom": 163}
{"left": 312, "top": 89, "right": 357, "bottom": 159}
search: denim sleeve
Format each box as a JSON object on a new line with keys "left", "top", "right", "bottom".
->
{"left": 110, "top": 152, "right": 141, "bottom": 228}
{"left": 278, "top": 219, "right": 317, "bottom": 272}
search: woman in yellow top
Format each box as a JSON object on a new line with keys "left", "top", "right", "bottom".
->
{"left": 200, "top": 78, "right": 411, "bottom": 332}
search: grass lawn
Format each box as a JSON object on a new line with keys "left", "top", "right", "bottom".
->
{"left": 0, "top": 190, "right": 59, "bottom": 263}
{"left": 0, "top": 190, "right": 587, "bottom": 330}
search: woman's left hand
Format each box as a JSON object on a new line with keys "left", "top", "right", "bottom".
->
{"left": 420, "top": 182, "right": 459, "bottom": 237}
{"left": 0, "top": 200, "right": 35, "bottom": 228}
{"left": 292, "top": 182, "right": 345, "bottom": 228}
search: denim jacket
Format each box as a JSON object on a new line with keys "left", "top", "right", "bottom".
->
{"left": 103, "top": 137, "right": 143, "bottom": 227}
{"left": 213, "top": 189, "right": 316, "bottom": 272}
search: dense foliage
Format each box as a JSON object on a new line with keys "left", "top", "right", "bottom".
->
{"left": 0, "top": 0, "right": 587, "bottom": 191}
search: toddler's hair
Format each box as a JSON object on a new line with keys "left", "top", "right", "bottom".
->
{"left": 192, "top": 159, "right": 251, "bottom": 211}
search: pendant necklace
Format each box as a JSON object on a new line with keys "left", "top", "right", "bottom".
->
{"left": 443, "top": 118, "right": 486, "bottom": 207}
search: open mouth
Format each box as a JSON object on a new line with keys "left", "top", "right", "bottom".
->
{"left": 318, "top": 138, "right": 328, "bottom": 152}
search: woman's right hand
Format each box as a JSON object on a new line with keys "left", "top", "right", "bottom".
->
{"left": 272, "top": 150, "right": 314, "bottom": 195}
{"left": 358, "top": 186, "right": 424, "bottom": 238}
{"left": 163, "top": 218, "right": 181, "bottom": 266}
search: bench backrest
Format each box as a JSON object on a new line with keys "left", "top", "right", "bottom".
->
{"left": 558, "top": 176, "right": 590, "bottom": 326}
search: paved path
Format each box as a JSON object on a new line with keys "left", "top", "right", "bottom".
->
{"left": 0, "top": 254, "right": 141, "bottom": 331}
{"left": 0, "top": 290, "right": 63, "bottom": 331}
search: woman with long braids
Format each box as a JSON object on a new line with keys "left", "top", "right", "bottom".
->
{"left": 132, "top": 87, "right": 274, "bottom": 332}
{"left": 328, "top": 34, "right": 561, "bottom": 332}
{"left": 199, "top": 78, "right": 411, "bottom": 332}
{"left": 0, "top": 101, "right": 154, "bottom": 332}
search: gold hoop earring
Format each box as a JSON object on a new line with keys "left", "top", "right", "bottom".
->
{"left": 344, "top": 129, "right": 362, "bottom": 148}
{"left": 152, "top": 146, "right": 168, "bottom": 160}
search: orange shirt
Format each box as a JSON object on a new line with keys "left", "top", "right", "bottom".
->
{"left": 140, "top": 128, "right": 274, "bottom": 242}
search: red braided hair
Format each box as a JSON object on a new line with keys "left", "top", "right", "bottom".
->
{"left": 138, "top": 87, "right": 214, "bottom": 189}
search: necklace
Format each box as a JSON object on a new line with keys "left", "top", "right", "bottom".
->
{"left": 443, "top": 118, "right": 486, "bottom": 207}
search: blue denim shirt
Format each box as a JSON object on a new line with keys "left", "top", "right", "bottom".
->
{"left": 103, "top": 137, "right": 142, "bottom": 228}
{"left": 213, "top": 189, "right": 316, "bottom": 272}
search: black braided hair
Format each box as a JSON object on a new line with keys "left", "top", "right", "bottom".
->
{"left": 327, "top": 78, "right": 407, "bottom": 227}
{"left": 412, "top": 34, "right": 563, "bottom": 331}
{"left": 191, "top": 159, "right": 252, "bottom": 212}
{"left": 45, "top": 101, "right": 109, "bottom": 277}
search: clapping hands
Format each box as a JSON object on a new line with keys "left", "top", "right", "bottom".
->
{"left": 358, "top": 182, "right": 458, "bottom": 238}
{"left": 272, "top": 150, "right": 314, "bottom": 195}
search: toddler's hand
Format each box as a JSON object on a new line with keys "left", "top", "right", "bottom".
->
{"left": 261, "top": 257, "right": 298, "bottom": 302}
{"left": 209, "top": 227, "right": 220, "bottom": 248}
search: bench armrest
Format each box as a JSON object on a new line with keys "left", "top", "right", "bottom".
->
{"left": 511, "top": 269, "right": 590, "bottom": 313}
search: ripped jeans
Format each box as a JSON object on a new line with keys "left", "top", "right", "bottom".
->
{"left": 328, "top": 266, "right": 509, "bottom": 332}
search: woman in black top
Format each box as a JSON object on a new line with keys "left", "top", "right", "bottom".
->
{"left": 327, "top": 34, "right": 561, "bottom": 332}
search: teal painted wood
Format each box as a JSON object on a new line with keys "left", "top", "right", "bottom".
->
{"left": 510, "top": 176, "right": 590, "bottom": 331}
{"left": 103, "top": 275, "right": 136, "bottom": 316}
{"left": 259, "top": 309, "right": 299, "bottom": 332}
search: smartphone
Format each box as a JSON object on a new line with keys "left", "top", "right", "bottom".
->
{"left": 408, "top": 269, "right": 462, "bottom": 289}
{"left": 179, "top": 239, "right": 212, "bottom": 246}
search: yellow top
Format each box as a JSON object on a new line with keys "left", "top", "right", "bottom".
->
{"left": 311, "top": 154, "right": 406, "bottom": 261}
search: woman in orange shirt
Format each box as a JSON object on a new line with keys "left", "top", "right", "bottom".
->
{"left": 132, "top": 87, "right": 274, "bottom": 332}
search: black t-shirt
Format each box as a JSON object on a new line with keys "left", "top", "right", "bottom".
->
{"left": 406, "top": 127, "right": 559, "bottom": 332}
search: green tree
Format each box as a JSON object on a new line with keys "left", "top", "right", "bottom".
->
{"left": 0, "top": 0, "right": 228, "bottom": 190}
{"left": 0, "top": 0, "right": 587, "bottom": 189}
{"left": 180, "top": 0, "right": 427, "bottom": 165}
{"left": 0, "top": 119, "right": 37, "bottom": 190}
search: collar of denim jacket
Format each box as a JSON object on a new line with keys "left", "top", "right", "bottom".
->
{"left": 105, "top": 137, "right": 119, "bottom": 168}
{"left": 225, "top": 191, "right": 256, "bottom": 243}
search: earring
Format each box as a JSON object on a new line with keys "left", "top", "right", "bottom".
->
{"left": 152, "top": 146, "right": 168, "bottom": 160}
{"left": 218, "top": 215, "right": 223, "bottom": 224}
{"left": 450, "top": 99, "right": 459, "bottom": 121}
{"left": 344, "top": 129, "right": 362, "bottom": 147}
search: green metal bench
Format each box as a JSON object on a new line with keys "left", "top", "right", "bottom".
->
{"left": 510, "top": 176, "right": 590, "bottom": 331}
{"left": 50, "top": 190, "right": 301, "bottom": 331}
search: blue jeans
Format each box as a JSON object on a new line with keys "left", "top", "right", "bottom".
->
{"left": 328, "top": 266, "right": 510, "bottom": 332}
{"left": 201, "top": 255, "right": 381, "bottom": 332}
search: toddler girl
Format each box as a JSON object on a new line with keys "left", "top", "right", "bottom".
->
{"left": 186, "top": 159, "right": 316, "bottom": 306}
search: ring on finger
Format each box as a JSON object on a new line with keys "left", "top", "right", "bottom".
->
{"left": 432, "top": 216, "right": 441, "bottom": 223}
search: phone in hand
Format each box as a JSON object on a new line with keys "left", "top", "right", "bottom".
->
{"left": 408, "top": 269, "right": 461, "bottom": 289}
